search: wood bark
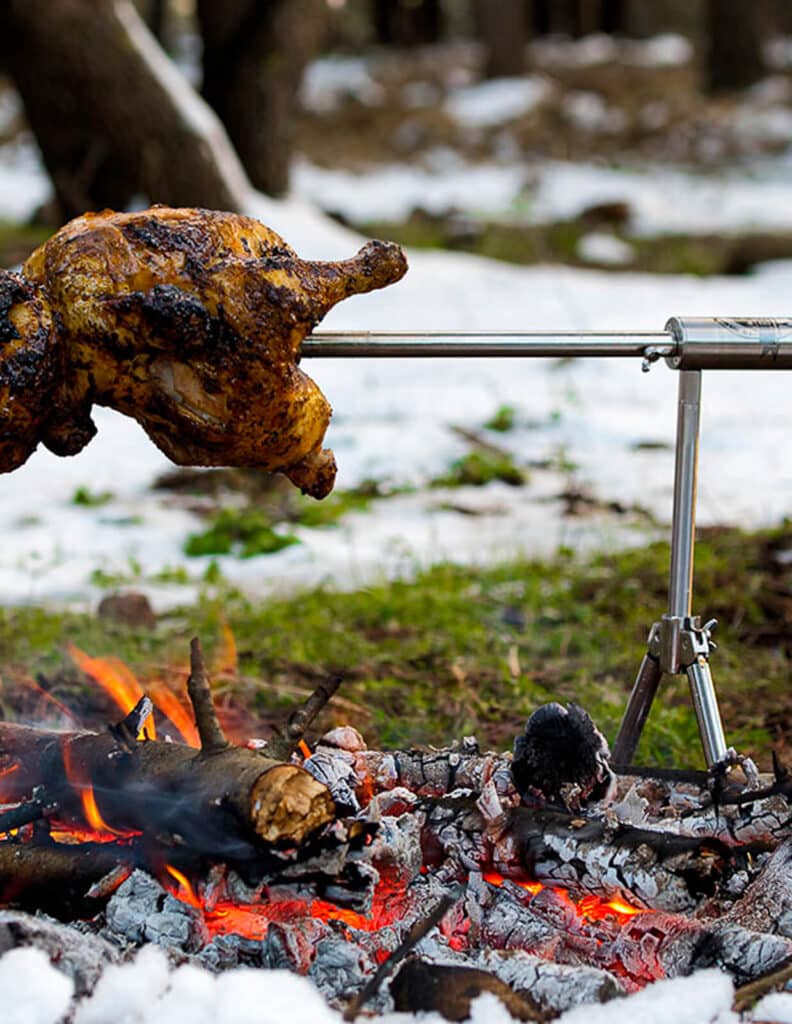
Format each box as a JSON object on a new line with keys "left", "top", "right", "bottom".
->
{"left": 473, "top": 0, "right": 528, "bottom": 78}
{"left": 196, "top": 0, "right": 325, "bottom": 198}
{"left": 0, "top": 721, "right": 335, "bottom": 857}
{"left": 706, "top": 0, "right": 767, "bottom": 93}
{"left": 4, "top": 0, "right": 249, "bottom": 220}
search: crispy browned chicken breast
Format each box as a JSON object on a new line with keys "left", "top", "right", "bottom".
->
{"left": 0, "top": 206, "right": 407, "bottom": 497}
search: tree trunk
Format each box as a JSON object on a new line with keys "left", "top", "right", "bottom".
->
{"left": 474, "top": 0, "right": 528, "bottom": 78}
{"left": 372, "top": 0, "right": 444, "bottom": 46}
{"left": 706, "top": 0, "right": 767, "bottom": 93}
{"left": 197, "top": 0, "right": 325, "bottom": 198}
{"left": 4, "top": 0, "right": 250, "bottom": 221}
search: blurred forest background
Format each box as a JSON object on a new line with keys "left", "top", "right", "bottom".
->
{"left": 2, "top": 0, "right": 792, "bottom": 274}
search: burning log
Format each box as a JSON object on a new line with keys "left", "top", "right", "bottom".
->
{"left": 0, "top": 640, "right": 335, "bottom": 861}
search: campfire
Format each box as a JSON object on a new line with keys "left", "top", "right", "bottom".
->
{"left": 2, "top": 635, "right": 792, "bottom": 1022}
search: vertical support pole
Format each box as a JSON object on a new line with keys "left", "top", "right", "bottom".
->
{"left": 666, "top": 370, "right": 728, "bottom": 768}
{"left": 668, "top": 370, "right": 701, "bottom": 621}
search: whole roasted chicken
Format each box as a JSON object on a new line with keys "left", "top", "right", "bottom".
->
{"left": 0, "top": 207, "right": 407, "bottom": 497}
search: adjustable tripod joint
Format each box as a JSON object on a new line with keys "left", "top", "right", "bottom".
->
{"left": 653, "top": 615, "right": 718, "bottom": 675}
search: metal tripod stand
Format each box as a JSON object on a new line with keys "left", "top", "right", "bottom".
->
{"left": 303, "top": 315, "right": 792, "bottom": 773}
{"left": 610, "top": 368, "right": 728, "bottom": 771}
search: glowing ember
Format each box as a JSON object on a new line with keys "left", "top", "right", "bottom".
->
{"left": 482, "top": 870, "right": 542, "bottom": 896}
{"left": 483, "top": 871, "right": 644, "bottom": 924}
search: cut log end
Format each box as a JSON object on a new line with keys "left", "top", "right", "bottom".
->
{"left": 250, "top": 764, "right": 335, "bottom": 846}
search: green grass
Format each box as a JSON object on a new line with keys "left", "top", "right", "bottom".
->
{"left": 484, "top": 405, "right": 517, "bottom": 433}
{"left": 72, "top": 486, "right": 114, "bottom": 508}
{"left": 184, "top": 507, "right": 299, "bottom": 558}
{"left": 432, "top": 450, "right": 527, "bottom": 488}
{"left": 2, "top": 524, "right": 791, "bottom": 770}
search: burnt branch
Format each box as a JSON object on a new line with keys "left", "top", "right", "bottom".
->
{"left": 268, "top": 674, "right": 343, "bottom": 761}
{"left": 187, "top": 637, "right": 229, "bottom": 754}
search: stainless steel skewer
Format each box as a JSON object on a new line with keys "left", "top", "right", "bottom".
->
{"left": 300, "top": 316, "right": 792, "bottom": 776}
{"left": 301, "top": 330, "right": 673, "bottom": 359}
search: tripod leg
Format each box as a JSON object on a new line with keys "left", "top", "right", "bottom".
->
{"left": 611, "top": 653, "right": 662, "bottom": 769}
{"left": 686, "top": 656, "right": 728, "bottom": 768}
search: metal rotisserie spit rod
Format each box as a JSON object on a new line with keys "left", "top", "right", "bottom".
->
{"left": 302, "top": 317, "right": 792, "bottom": 370}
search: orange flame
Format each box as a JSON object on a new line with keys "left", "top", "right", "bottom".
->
{"left": 68, "top": 645, "right": 156, "bottom": 739}
{"left": 147, "top": 680, "right": 200, "bottom": 747}
{"left": 16, "top": 674, "right": 79, "bottom": 725}
{"left": 60, "top": 738, "right": 128, "bottom": 839}
{"left": 165, "top": 865, "right": 201, "bottom": 908}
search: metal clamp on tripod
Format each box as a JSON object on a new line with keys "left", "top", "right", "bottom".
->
{"left": 303, "top": 315, "right": 792, "bottom": 775}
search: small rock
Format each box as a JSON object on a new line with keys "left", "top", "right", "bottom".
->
{"left": 97, "top": 592, "right": 156, "bottom": 630}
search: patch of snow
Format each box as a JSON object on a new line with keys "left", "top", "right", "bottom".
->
{"left": 292, "top": 152, "right": 792, "bottom": 239}
{"left": 562, "top": 91, "right": 627, "bottom": 134}
{"left": 2, "top": 947, "right": 752, "bottom": 1024}
{"left": 527, "top": 158, "right": 792, "bottom": 236}
{"left": 577, "top": 232, "right": 633, "bottom": 265}
{"left": 0, "top": 87, "right": 22, "bottom": 135}
{"left": 636, "top": 33, "right": 694, "bottom": 68}
{"left": 291, "top": 157, "right": 530, "bottom": 223}
{"left": 0, "top": 137, "right": 51, "bottom": 223}
{"left": 557, "top": 970, "right": 736, "bottom": 1024}
{"left": 766, "top": 35, "right": 792, "bottom": 70}
{"left": 300, "top": 57, "right": 385, "bottom": 114}
{"left": 532, "top": 32, "right": 692, "bottom": 69}
{"left": 445, "top": 75, "right": 553, "bottom": 128}
{"left": 74, "top": 945, "right": 172, "bottom": 1024}
{"left": 752, "top": 992, "right": 792, "bottom": 1022}
{"left": 733, "top": 106, "right": 792, "bottom": 144}
{"left": 0, "top": 947, "right": 74, "bottom": 1024}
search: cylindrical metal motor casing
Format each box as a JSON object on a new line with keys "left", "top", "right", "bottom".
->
{"left": 665, "top": 316, "right": 792, "bottom": 370}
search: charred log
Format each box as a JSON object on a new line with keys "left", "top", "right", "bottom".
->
{"left": 0, "top": 841, "right": 132, "bottom": 918}
{"left": 0, "top": 721, "right": 334, "bottom": 859}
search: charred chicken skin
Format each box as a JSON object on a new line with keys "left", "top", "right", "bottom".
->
{"left": 0, "top": 206, "right": 408, "bottom": 497}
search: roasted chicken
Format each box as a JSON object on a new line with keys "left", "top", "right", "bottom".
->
{"left": 0, "top": 206, "right": 407, "bottom": 497}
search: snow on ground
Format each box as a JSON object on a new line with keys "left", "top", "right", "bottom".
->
{"left": 3, "top": 127, "right": 792, "bottom": 607}
{"left": 293, "top": 152, "right": 792, "bottom": 237}
{"left": 444, "top": 74, "right": 553, "bottom": 127}
{"left": 0, "top": 941, "right": 759, "bottom": 1024}
{"left": 530, "top": 32, "right": 694, "bottom": 69}
{"left": 300, "top": 56, "right": 386, "bottom": 114}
